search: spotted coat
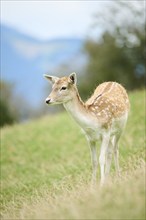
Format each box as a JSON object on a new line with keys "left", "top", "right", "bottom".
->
{"left": 86, "top": 82, "right": 130, "bottom": 127}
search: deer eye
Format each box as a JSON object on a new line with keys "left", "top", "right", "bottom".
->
{"left": 61, "top": 86, "right": 67, "bottom": 90}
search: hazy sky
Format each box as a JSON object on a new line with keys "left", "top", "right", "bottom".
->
{"left": 1, "top": 0, "right": 104, "bottom": 40}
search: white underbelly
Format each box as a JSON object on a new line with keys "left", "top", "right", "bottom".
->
{"left": 82, "top": 112, "right": 128, "bottom": 140}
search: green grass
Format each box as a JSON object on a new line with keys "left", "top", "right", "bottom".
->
{"left": 1, "top": 90, "right": 145, "bottom": 219}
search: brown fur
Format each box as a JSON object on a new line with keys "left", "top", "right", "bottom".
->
{"left": 86, "top": 82, "right": 130, "bottom": 126}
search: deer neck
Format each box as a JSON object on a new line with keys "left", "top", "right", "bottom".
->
{"left": 63, "top": 88, "right": 93, "bottom": 129}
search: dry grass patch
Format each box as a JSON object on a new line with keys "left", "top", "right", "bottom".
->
{"left": 1, "top": 158, "right": 145, "bottom": 220}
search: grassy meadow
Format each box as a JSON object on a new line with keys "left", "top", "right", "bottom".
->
{"left": 1, "top": 90, "right": 145, "bottom": 219}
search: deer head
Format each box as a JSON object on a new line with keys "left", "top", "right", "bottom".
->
{"left": 44, "top": 72, "right": 77, "bottom": 105}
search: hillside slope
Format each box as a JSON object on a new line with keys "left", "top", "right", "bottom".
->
{"left": 1, "top": 90, "right": 145, "bottom": 219}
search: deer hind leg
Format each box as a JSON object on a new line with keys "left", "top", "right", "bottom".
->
{"left": 113, "top": 113, "right": 128, "bottom": 177}
{"left": 99, "top": 133, "right": 110, "bottom": 186}
{"left": 113, "top": 134, "right": 122, "bottom": 177}
{"left": 88, "top": 140, "right": 98, "bottom": 185}
{"left": 105, "top": 136, "right": 114, "bottom": 178}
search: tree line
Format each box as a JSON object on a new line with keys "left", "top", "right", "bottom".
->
{"left": 79, "top": 1, "right": 145, "bottom": 99}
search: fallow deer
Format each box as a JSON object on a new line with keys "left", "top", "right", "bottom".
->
{"left": 44, "top": 72, "right": 130, "bottom": 186}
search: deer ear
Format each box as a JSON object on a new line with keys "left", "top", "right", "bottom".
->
{"left": 43, "top": 74, "right": 59, "bottom": 84}
{"left": 68, "top": 72, "right": 77, "bottom": 85}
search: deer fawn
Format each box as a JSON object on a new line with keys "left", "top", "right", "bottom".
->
{"left": 44, "top": 72, "right": 130, "bottom": 186}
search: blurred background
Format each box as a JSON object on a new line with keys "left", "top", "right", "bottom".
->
{"left": 0, "top": 0, "right": 145, "bottom": 127}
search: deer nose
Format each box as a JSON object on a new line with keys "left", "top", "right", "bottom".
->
{"left": 45, "top": 98, "right": 51, "bottom": 104}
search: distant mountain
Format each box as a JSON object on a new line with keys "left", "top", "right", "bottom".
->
{"left": 1, "top": 24, "right": 85, "bottom": 107}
